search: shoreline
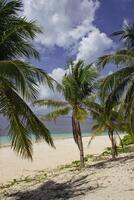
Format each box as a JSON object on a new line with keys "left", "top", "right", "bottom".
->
{"left": 0, "top": 133, "right": 124, "bottom": 148}
{"left": 0, "top": 135, "right": 123, "bottom": 184}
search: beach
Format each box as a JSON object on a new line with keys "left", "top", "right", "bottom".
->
{"left": 0, "top": 135, "right": 134, "bottom": 200}
{"left": 0, "top": 135, "right": 112, "bottom": 184}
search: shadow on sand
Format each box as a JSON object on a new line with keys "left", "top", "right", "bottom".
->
{"left": 6, "top": 175, "right": 99, "bottom": 200}
{"left": 87, "top": 154, "right": 134, "bottom": 169}
{"left": 5, "top": 154, "right": 134, "bottom": 200}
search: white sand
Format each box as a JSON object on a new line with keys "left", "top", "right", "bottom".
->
{"left": 0, "top": 136, "right": 113, "bottom": 184}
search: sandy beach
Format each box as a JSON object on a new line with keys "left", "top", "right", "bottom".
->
{"left": 0, "top": 135, "right": 112, "bottom": 184}
{"left": 0, "top": 135, "right": 134, "bottom": 200}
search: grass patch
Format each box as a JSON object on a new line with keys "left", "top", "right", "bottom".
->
{"left": 121, "top": 134, "right": 134, "bottom": 146}
{"left": 101, "top": 145, "right": 134, "bottom": 157}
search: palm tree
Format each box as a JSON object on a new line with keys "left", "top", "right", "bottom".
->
{"left": 85, "top": 100, "right": 125, "bottom": 159}
{"left": 0, "top": 0, "right": 55, "bottom": 159}
{"left": 34, "top": 60, "right": 98, "bottom": 168}
{"left": 97, "top": 23, "right": 134, "bottom": 135}
{"left": 111, "top": 22, "right": 134, "bottom": 51}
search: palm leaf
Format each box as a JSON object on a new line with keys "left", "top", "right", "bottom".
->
{"left": 105, "top": 78, "right": 130, "bottom": 112}
{"left": 0, "top": 0, "right": 42, "bottom": 60}
{"left": 34, "top": 99, "right": 68, "bottom": 108}
{"left": 100, "top": 65, "right": 134, "bottom": 103}
{"left": 0, "top": 60, "right": 54, "bottom": 101}
{"left": 97, "top": 50, "right": 134, "bottom": 69}
{"left": 43, "top": 107, "right": 71, "bottom": 121}
{"left": 0, "top": 78, "right": 54, "bottom": 159}
{"left": 111, "top": 23, "right": 134, "bottom": 50}
{"left": 75, "top": 107, "right": 88, "bottom": 122}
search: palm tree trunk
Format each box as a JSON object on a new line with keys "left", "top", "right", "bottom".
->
{"left": 72, "top": 114, "right": 85, "bottom": 168}
{"left": 72, "top": 115, "right": 78, "bottom": 144}
{"left": 108, "top": 129, "right": 118, "bottom": 159}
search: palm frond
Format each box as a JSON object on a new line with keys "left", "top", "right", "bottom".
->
{"left": 0, "top": 0, "right": 42, "bottom": 60}
{"left": 87, "top": 123, "right": 104, "bottom": 148}
{"left": 111, "top": 22, "right": 134, "bottom": 50}
{"left": 99, "top": 65, "right": 134, "bottom": 102}
{"left": 105, "top": 78, "right": 130, "bottom": 112}
{"left": 0, "top": 60, "right": 54, "bottom": 101}
{"left": 0, "top": 78, "right": 54, "bottom": 159}
{"left": 63, "top": 60, "right": 98, "bottom": 104}
{"left": 43, "top": 107, "right": 71, "bottom": 121}
{"left": 33, "top": 99, "right": 68, "bottom": 108}
{"left": 84, "top": 100, "right": 103, "bottom": 112}
{"left": 75, "top": 107, "right": 88, "bottom": 122}
{"left": 97, "top": 50, "right": 134, "bottom": 69}
{"left": 111, "top": 31, "right": 124, "bottom": 37}
{"left": 124, "top": 96, "right": 134, "bottom": 135}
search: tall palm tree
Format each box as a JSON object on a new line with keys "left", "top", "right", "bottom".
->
{"left": 0, "top": 0, "right": 55, "bottom": 159}
{"left": 85, "top": 100, "right": 125, "bottom": 158}
{"left": 97, "top": 23, "right": 134, "bottom": 135}
{"left": 34, "top": 60, "right": 98, "bottom": 168}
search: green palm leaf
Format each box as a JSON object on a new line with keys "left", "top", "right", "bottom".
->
{"left": 0, "top": 60, "right": 54, "bottom": 101}
{"left": 0, "top": 78, "right": 54, "bottom": 159}
{"left": 43, "top": 107, "right": 71, "bottom": 121}
{"left": 111, "top": 22, "right": 134, "bottom": 50}
{"left": 0, "top": 0, "right": 55, "bottom": 159}
{"left": 97, "top": 50, "right": 134, "bottom": 69}
{"left": 34, "top": 99, "right": 68, "bottom": 108}
{"left": 99, "top": 65, "right": 134, "bottom": 103}
{"left": 0, "top": 0, "right": 42, "bottom": 60}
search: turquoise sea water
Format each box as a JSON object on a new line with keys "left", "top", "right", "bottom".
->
{"left": 0, "top": 117, "right": 95, "bottom": 146}
{"left": 0, "top": 132, "right": 92, "bottom": 146}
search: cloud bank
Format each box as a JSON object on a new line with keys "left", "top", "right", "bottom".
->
{"left": 76, "top": 28, "right": 113, "bottom": 63}
{"left": 23, "top": 0, "right": 113, "bottom": 63}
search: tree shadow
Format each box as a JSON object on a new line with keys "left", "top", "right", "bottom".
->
{"left": 87, "top": 154, "right": 134, "bottom": 169}
{"left": 6, "top": 175, "right": 99, "bottom": 200}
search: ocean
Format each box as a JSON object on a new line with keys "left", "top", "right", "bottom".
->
{"left": 0, "top": 117, "right": 94, "bottom": 145}
{"left": 0, "top": 132, "right": 93, "bottom": 146}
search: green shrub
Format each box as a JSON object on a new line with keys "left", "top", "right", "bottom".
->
{"left": 119, "top": 145, "right": 134, "bottom": 153}
{"left": 121, "top": 134, "right": 134, "bottom": 146}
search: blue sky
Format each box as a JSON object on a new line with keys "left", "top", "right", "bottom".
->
{"left": 95, "top": 0, "right": 134, "bottom": 34}
{"left": 23, "top": 0, "right": 134, "bottom": 73}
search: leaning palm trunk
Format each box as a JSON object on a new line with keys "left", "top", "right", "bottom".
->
{"left": 72, "top": 114, "right": 85, "bottom": 168}
{"left": 108, "top": 129, "right": 118, "bottom": 159}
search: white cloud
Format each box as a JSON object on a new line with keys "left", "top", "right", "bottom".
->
{"left": 50, "top": 68, "right": 65, "bottom": 84}
{"left": 23, "top": 0, "right": 114, "bottom": 64}
{"left": 76, "top": 28, "right": 113, "bottom": 63}
{"left": 23, "top": 0, "right": 100, "bottom": 51}
{"left": 39, "top": 68, "right": 65, "bottom": 99}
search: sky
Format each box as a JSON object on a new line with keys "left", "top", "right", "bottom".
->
{"left": 22, "top": 0, "right": 134, "bottom": 99}
{"left": 23, "top": 0, "right": 134, "bottom": 68}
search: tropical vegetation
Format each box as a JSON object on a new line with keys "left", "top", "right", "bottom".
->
{"left": 121, "top": 134, "right": 134, "bottom": 146}
{"left": 0, "top": 0, "right": 55, "bottom": 159}
{"left": 97, "top": 22, "right": 134, "bottom": 136}
{"left": 85, "top": 99, "right": 125, "bottom": 158}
